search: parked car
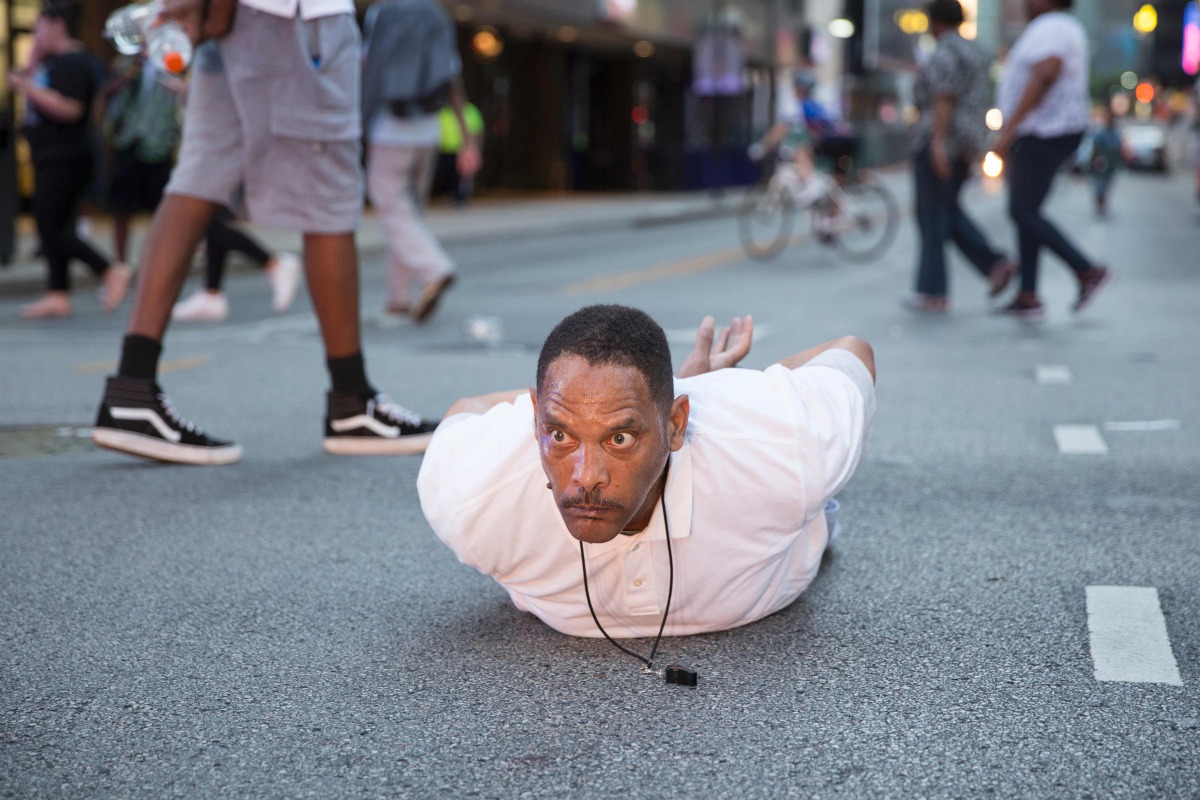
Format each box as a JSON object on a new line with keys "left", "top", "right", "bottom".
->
{"left": 1121, "top": 124, "right": 1169, "bottom": 172}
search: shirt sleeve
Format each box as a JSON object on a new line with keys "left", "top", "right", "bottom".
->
{"left": 416, "top": 393, "right": 539, "bottom": 573}
{"left": 1019, "top": 17, "right": 1074, "bottom": 65}
{"left": 779, "top": 348, "right": 875, "bottom": 506}
{"left": 922, "top": 45, "right": 959, "bottom": 98}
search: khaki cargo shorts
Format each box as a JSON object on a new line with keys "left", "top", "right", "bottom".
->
{"left": 165, "top": 8, "right": 362, "bottom": 233}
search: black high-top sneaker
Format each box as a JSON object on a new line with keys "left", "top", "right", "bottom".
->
{"left": 323, "top": 392, "right": 438, "bottom": 455}
{"left": 92, "top": 376, "right": 242, "bottom": 465}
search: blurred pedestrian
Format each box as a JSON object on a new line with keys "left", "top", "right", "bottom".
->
{"left": 749, "top": 70, "right": 831, "bottom": 206}
{"left": 9, "top": 1, "right": 131, "bottom": 319}
{"left": 905, "top": 0, "right": 1015, "bottom": 313}
{"left": 91, "top": 0, "right": 438, "bottom": 466}
{"left": 433, "top": 100, "right": 484, "bottom": 207}
{"left": 361, "top": 0, "right": 482, "bottom": 322}
{"left": 172, "top": 205, "right": 302, "bottom": 322}
{"left": 1084, "top": 105, "right": 1123, "bottom": 218}
{"left": 102, "top": 53, "right": 184, "bottom": 265}
{"left": 993, "top": 0, "right": 1111, "bottom": 321}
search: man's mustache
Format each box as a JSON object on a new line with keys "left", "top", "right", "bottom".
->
{"left": 559, "top": 488, "right": 624, "bottom": 510}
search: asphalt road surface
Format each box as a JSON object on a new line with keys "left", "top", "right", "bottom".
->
{"left": 3, "top": 168, "right": 1198, "bottom": 798}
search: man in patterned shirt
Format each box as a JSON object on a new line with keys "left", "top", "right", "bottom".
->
{"left": 905, "top": 0, "right": 1015, "bottom": 313}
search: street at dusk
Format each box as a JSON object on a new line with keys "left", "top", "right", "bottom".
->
{"left": 3, "top": 163, "right": 1198, "bottom": 797}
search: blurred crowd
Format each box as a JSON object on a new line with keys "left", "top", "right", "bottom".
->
{"left": 8, "top": 0, "right": 481, "bottom": 323}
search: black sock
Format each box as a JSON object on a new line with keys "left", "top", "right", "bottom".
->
{"left": 327, "top": 352, "right": 375, "bottom": 397}
{"left": 118, "top": 335, "right": 163, "bottom": 381}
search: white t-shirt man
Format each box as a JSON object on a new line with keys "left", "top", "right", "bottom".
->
{"left": 418, "top": 350, "right": 875, "bottom": 639}
{"left": 997, "top": 10, "right": 1090, "bottom": 138}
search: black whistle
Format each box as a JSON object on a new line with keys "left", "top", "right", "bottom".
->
{"left": 664, "top": 665, "right": 698, "bottom": 687}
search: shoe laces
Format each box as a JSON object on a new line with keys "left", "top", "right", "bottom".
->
{"left": 371, "top": 394, "right": 423, "bottom": 426}
{"left": 157, "top": 393, "right": 201, "bottom": 435}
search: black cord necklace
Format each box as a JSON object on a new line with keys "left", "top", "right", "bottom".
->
{"left": 578, "top": 498, "right": 674, "bottom": 673}
{"left": 578, "top": 466, "right": 696, "bottom": 685}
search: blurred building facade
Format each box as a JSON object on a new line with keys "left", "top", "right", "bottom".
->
{"left": 440, "top": 0, "right": 810, "bottom": 192}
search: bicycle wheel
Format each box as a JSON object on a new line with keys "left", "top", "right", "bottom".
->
{"left": 828, "top": 179, "right": 899, "bottom": 262}
{"left": 739, "top": 181, "right": 795, "bottom": 259}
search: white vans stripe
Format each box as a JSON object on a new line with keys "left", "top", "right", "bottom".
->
{"left": 110, "top": 407, "right": 183, "bottom": 443}
{"left": 329, "top": 413, "right": 399, "bottom": 437}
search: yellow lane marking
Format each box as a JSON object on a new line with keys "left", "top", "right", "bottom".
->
{"left": 563, "top": 244, "right": 750, "bottom": 296}
{"left": 73, "top": 355, "right": 213, "bottom": 375}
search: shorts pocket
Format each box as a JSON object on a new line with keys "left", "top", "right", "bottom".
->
{"left": 265, "top": 104, "right": 361, "bottom": 204}
{"left": 270, "top": 104, "right": 360, "bottom": 142}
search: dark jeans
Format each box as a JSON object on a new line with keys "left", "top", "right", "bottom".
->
{"left": 203, "top": 207, "right": 272, "bottom": 291}
{"left": 913, "top": 145, "right": 1006, "bottom": 297}
{"left": 1006, "top": 132, "right": 1094, "bottom": 293}
{"left": 31, "top": 156, "right": 112, "bottom": 291}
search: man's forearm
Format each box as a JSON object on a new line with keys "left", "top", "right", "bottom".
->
{"left": 778, "top": 336, "right": 875, "bottom": 381}
{"left": 931, "top": 93, "right": 954, "bottom": 143}
{"left": 1003, "top": 57, "right": 1061, "bottom": 138}
{"left": 24, "top": 83, "right": 85, "bottom": 124}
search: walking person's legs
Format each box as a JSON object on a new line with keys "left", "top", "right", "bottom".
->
{"left": 909, "top": 147, "right": 952, "bottom": 310}
{"left": 174, "top": 205, "right": 300, "bottom": 321}
{"left": 22, "top": 159, "right": 130, "bottom": 318}
{"left": 366, "top": 142, "right": 455, "bottom": 320}
{"left": 946, "top": 159, "right": 1014, "bottom": 294}
{"left": 1004, "top": 134, "right": 1110, "bottom": 318}
{"left": 93, "top": 11, "right": 437, "bottom": 465}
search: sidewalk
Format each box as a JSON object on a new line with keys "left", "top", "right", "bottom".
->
{"left": 0, "top": 190, "right": 743, "bottom": 297}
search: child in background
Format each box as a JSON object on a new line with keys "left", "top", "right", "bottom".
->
{"left": 1087, "top": 105, "right": 1124, "bottom": 218}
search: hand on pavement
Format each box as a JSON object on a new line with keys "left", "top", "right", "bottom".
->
{"left": 675, "top": 315, "right": 753, "bottom": 378}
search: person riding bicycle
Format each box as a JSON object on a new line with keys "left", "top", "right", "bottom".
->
{"left": 749, "top": 70, "right": 857, "bottom": 193}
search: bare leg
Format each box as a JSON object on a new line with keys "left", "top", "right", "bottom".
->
{"left": 303, "top": 232, "right": 361, "bottom": 359}
{"left": 126, "top": 194, "right": 221, "bottom": 340}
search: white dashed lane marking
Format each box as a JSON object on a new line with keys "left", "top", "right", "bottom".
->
{"left": 1054, "top": 424, "right": 1108, "bottom": 455}
{"left": 1035, "top": 365, "right": 1072, "bottom": 385}
{"left": 1086, "top": 586, "right": 1183, "bottom": 685}
{"left": 1104, "top": 419, "right": 1182, "bottom": 432}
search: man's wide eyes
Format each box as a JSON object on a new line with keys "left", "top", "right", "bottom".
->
{"left": 545, "top": 430, "right": 635, "bottom": 447}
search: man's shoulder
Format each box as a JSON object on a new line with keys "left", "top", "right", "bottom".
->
{"left": 421, "top": 395, "right": 537, "bottom": 491}
{"left": 1025, "top": 12, "right": 1085, "bottom": 46}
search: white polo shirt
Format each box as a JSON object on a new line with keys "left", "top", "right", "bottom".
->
{"left": 238, "top": 0, "right": 353, "bottom": 20}
{"left": 418, "top": 350, "right": 875, "bottom": 639}
{"left": 996, "top": 11, "right": 1090, "bottom": 138}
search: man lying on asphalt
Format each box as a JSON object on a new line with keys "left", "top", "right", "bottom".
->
{"left": 418, "top": 304, "right": 875, "bottom": 640}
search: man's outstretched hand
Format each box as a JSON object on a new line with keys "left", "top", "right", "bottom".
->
{"left": 675, "top": 315, "right": 753, "bottom": 378}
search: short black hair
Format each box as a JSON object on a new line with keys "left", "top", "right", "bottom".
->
{"left": 536, "top": 305, "right": 674, "bottom": 416}
{"left": 926, "top": 0, "right": 965, "bottom": 26}
{"left": 40, "top": 1, "right": 80, "bottom": 38}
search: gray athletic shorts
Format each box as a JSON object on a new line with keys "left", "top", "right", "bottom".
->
{"left": 166, "top": 8, "right": 362, "bottom": 233}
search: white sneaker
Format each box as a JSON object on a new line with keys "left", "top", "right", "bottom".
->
{"left": 172, "top": 290, "right": 229, "bottom": 322}
{"left": 266, "top": 252, "right": 302, "bottom": 312}
{"left": 824, "top": 498, "right": 842, "bottom": 543}
{"left": 795, "top": 178, "right": 827, "bottom": 207}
